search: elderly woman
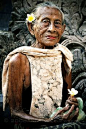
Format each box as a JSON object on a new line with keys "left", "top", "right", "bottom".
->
{"left": 2, "top": 1, "right": 79, "bottom": 127}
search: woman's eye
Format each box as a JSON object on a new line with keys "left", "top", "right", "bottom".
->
{"left": 42, "top": 19, "right": 49, "bottom": 23}
{"left": 42, "top": 19, "right": 50, "bottom": 26}
{"left": 55, "top": 21, "right": 61, "bottom": 25}
{"left": 55, "top": 21, "right": 62, "bottom": 28}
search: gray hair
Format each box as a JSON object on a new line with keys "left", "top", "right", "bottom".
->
{"left": 26, "top": 1, "right": 65, "bottom": 25}
{"left": 33, "top": 1, "right": 64, "bottom": 24}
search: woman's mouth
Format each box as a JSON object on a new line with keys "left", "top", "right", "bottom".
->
{"left": 46, "top": 35, "right": 57, "bottom": 39}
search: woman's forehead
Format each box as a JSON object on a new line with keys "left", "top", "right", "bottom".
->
{"left": 36, "top": 6, "right": 62, "bottom": 19}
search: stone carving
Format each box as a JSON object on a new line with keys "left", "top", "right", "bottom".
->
{"left": 74, "top": 78, "right": 86, "bottom": 113}
{"left": 0, "top": 31, "right": 15, "bottom": 89}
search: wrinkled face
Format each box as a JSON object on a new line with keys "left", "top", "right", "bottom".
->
{"left": 33, "top": 7, "right": 65, "bottom": 47}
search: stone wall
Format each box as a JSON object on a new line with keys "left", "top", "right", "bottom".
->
{"left": 0, "top": 0, "right": 86, "bottom": 104}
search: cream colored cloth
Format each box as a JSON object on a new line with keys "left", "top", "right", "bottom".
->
{"left": 28, "top": 52, "right": 63, "bottom": 118}
{"left": 2, "top": 44, "right": 73, "bottom": 117}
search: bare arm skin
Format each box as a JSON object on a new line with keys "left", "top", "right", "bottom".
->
{"left": 8, "top": 53, "right": 79, "bottom": 124}
{"left": 8, "top": 53, "right": 46, "bottom": 122}
{"left": 51, "top": 73, "right": 79, "bottom": 123}
{"left": 8, "top": 53, "right": 30, "bottom": 111}
{"left": 65, "top": 71, "right": 72, "bottom": 90}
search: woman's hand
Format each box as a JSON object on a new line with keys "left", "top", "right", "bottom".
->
{"left": 66, "top": 96, "right": 78, "bottom": 107}
{"left": 48, "top": 96, "right": 79, "bottom": 124}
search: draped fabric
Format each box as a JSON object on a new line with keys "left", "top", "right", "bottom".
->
{"left": 28, "top": 51, "right": 63, "bottom": 118}
{"left": 2, "top": 43, "right": 73, "bottom": 115}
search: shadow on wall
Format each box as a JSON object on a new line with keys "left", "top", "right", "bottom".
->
{"left": 0, "top": 0, "right": 12, "bottom": 31}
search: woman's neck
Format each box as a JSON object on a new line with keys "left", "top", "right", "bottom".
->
{"left": 32, "top": 42, "right": 56, "bottom": 49}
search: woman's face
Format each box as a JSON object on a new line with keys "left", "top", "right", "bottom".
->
{"left": 33, "top": 7, "right": 65, "bottom": 47}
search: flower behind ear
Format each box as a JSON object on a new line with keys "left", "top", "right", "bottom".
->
{"left": 26, "top": 13, "right": 35, "bottom": 23}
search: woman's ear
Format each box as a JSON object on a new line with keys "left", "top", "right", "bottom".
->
{"left": 27, "top": 22, "right": 34, "bottom": 35}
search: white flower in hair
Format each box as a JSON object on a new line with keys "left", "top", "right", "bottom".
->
{"left": 26, "top": 13, "right": 35, "bottom": 23}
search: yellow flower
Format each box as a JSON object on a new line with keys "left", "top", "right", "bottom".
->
{"left": 68, "top": 88, "right": 78, "bottom": 97}
{"left": 26, "top": 13, "right": 35, "bottom": 23}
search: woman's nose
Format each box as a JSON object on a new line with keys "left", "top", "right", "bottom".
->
{"left": 48, "top": 23, "right": 56, "bottom": 32}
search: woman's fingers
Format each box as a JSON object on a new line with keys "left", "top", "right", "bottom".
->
{"left": 66, "top": 99, "right": 78, "bottom": 106}
{"left": 62, "top": 105, "right": 75, "bottom": 120}
{"left": 56, "top": 104, "right": 70, "bottom": 115}
{"left": 62, "top": 105, "right": 79, "bottom": 121}
{"left": 50, "top": 105, "right": 69, "bottom": 120}
{"left": 68, "top": 107, "right": 79, "bottom": 121}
